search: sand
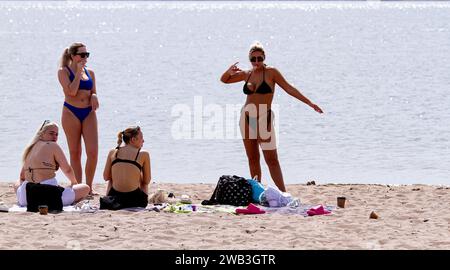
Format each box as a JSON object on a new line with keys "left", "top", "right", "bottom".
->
{"left": 0, "top": 182, "right": 449, "bottom": 250}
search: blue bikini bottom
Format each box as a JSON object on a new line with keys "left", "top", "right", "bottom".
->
{"left": 64, "top": 102, "right": 92, "bottom": 123}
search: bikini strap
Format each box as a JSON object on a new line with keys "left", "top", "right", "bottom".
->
{"left": 245, "top": 71, "right": 253, "bottom": 84}
{"left": 65, "top": 65, "right": 74, "bottom": 77}
{"left": 28, "top": 166, "right": 57, "bottom": 182}
{"left": 84, "top": 67, "right": 91, "bottom": 79}
{"left": 134, "top": 148, "right": 141, "bottom": 161}
{"left": 28, "top": 167, "right": 58, "bottom": 172}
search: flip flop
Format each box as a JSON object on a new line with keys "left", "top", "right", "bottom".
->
{"left": 307, "top": 205, "right": 331, "bottom": 216}
{"left": 236, "top": 203, "right": 266, "bottom": 215}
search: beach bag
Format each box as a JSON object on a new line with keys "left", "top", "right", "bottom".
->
{"left": 99, "top": 195, "right": 121, "bottom": 210}
{"left": 202, "top": 175, "right": 252, "bottom": 206}
{"left": 25, "top": 182, "right": 64, "bottom": 212}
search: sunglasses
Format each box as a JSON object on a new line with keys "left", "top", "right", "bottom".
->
{"left": 75, "top": 52, "right": 90, "bottom": 58}
{"left": 250, "top": 56, "right": 264, "bottom": 63}
{"left": 39, "top": 120, "right": 50, "bottom": 131}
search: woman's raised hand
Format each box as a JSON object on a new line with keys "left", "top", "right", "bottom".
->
{"left": 227, "top": 62, "right": 242, "bottom": 76}
{"left": 76, "top": 59, "right": 87, "bottom": 73}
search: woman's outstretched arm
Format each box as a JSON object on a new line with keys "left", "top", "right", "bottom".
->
{"left": 274, "top": 68, "right": 323, "bottom": 113}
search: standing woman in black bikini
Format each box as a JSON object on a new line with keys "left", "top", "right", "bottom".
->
{"left": 57, "top": 42, "right": 99, "bottom": 195}
{"left": 220, "top": 42, "right": 323, "bottom": 192}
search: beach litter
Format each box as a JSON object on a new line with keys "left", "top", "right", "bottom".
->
{"left": 370, "top": 211, "right": 379, "bottom": 219}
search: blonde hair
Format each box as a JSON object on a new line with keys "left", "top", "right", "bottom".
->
{"left": 116, "top": 126, "right": 141, "bottom": 148}
{"left": 22, "top": 120, "right": 59, "bottom": 163}
{"left": 59, "top": 42, "right": 86, "bottom": 67}
{"left": 248, "top": 41, "right": 265, "bottom": 58}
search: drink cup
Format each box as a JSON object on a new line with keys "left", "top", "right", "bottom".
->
{"left": 370, "top": 211, "right": 379, "bottom": 219}
{"left": 337, "top": 197, "right": 346, "bottom": 208}
{"left": 38, "top": 205, "right": 48, "bottom": 215}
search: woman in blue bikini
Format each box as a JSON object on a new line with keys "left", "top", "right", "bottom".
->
{"left": 58, "top": 42, "right": 99, "bottom": 195}
{"left": 220, "top": 42, "right": 323, "bottom": 192}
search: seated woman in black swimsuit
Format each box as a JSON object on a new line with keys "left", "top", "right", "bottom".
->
{"left": 220, "top": 42, "right": 323, "bottom": 192}
{"left": 101, "top": 126, "right": 151, "bottom": 210}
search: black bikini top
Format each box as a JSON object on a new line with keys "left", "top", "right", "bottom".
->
{"left": 111, "top": 147, "right": 142, "bottom": 172}
{"left": 243, "top": 67, "right": 273, "bottom": 95}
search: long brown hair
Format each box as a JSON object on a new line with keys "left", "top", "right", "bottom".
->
{"left": 116, "top": 126, "right": 141, "bottom": 148}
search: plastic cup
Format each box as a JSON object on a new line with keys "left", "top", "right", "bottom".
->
{"left": 38, "top": 205, "right": 48, "bottom": 215}
{"left": 370, "top": 211, "right": 379, "bottom": 219}
{"left": 337, "top": 197, "right": 346, "bottom": 208}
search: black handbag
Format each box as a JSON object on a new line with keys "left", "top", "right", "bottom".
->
{"left": 99, "top": 196, "right": 122, "bottom": 210}
{"left": 25, "top": 182, "right": 64, "bottom": 213}
{"left": 202, "top": 175, "right": 252, "bottom": 206}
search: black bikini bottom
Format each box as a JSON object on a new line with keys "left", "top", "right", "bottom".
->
{"left": 100, "top": 187, "right": 148, "bottom": 210}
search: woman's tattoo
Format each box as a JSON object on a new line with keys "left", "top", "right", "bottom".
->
{"left": 42, "top": 162, "right": 54, "bottom": 168}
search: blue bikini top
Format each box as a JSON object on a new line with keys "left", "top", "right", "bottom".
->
{"left": 66, "top": 66, "right": 93, "bottom": 91}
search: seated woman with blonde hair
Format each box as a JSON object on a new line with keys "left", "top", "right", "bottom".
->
{"left": 14, "top": 120, "right": 90, "bottom": 209}
{"left": 101, "top": 126, "right": 151, "bottom": 210}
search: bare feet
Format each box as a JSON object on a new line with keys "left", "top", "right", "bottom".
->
{"left": 89, "top": 189, "right": 99, "bottom": 196}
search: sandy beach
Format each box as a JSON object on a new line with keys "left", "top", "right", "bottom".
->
{"left": 0, "top": 182, "right": 449, "bottom": 250}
